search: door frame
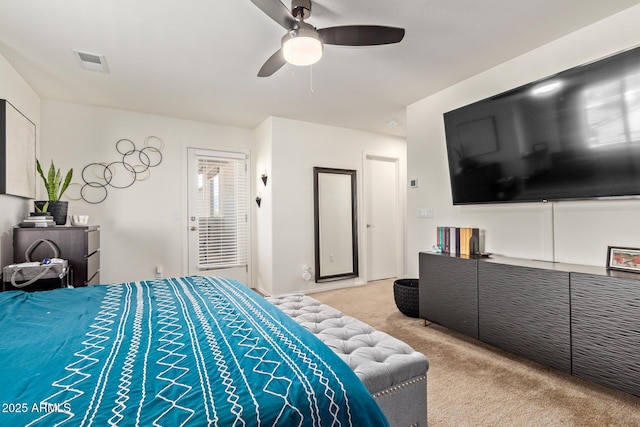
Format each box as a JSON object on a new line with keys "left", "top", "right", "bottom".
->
{"left": 183, "top": 147, "right": 252, "bottom": 284}
{"left": 361, "top": 152, "right": 405, "bottom": 283}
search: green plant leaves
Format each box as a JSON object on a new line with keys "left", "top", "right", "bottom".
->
{"left": 36, "top": 159, "right": 73, "bottom": 201}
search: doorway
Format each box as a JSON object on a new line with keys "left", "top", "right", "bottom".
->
{"left": 364, "top": 155, "right": 401, "bottom": 282}
{"left": 187, "top": 148, "right": 249, "bottom": 284}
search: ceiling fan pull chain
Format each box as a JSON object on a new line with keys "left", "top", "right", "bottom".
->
{"left": 309, "top": 65, "right": 314, "bottom": 95}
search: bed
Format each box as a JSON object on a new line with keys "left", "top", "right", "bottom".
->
{"left": 0, "top": 276, "right": 389, "bottom": 426}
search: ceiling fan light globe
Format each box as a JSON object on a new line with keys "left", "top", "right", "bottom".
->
{"left": 282, "top": 29, "right": 323, "bottom": 66}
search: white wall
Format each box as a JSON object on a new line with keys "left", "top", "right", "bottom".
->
{"left": 407, "top": 5, "right": 640, "bottom": 277}
{"left": 268, "top": 117, "right": 406, "bottom": 296}
{"left": 0, "top": 53, "right": 40, "bottom": 269}
{"left": 40, "top": 100, "right": 253, "bottom": 284}
{"left": 252, "top": 118, "right": 274, "bottom": 295}
{"left": 37, "top": 101, "right": 405, "bottom": 293}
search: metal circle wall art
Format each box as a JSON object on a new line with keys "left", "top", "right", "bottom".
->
{"left": 67, "top": 136, "right": 165, "bottom": 204}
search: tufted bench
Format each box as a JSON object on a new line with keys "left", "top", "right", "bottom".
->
{"left": 266, "top": 294, "right": 429, "bottom": 426}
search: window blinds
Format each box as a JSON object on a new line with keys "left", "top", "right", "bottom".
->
{"left": 584, "top": 73, "right": 640, "bottom": 147}
{"left": 194, "top": 153, "right": 247, "bottom": 270}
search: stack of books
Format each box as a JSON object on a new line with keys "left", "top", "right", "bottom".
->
{"left": 436, "top": 226, "right": 481, "bottom": 255}
{"left": 19, "top": 214, "right": 56, "bottom": 228}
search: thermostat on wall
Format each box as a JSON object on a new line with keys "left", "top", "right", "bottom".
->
{"left": 410, "top": 178, "right": 419, "bottom": 188}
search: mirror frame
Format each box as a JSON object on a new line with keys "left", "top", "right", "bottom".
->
{"left": 313, "top": 167, "right": 359, "bottom": 282}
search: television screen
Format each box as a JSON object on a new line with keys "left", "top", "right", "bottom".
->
{"left": 443, "top": 45, "right": 640, "bottom": 205}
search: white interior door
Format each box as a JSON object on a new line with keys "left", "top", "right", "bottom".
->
{"left": 365, "top": 156, "right": 398, "bottom": 281}
{"left": 187, "top": 148, "right": 248, "bottom": 284}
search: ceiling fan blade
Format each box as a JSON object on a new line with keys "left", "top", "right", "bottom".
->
{"left": 318, "top": 25, "right": 405, "bottom": 46}
{"left": 250, "top": 0, "right": 297, "bottom": 30}
{"left": 258, "top": 49, "right": 287, "bottom": 77}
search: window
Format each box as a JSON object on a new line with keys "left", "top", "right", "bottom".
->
{"left": 584, "top": 72, "right": 640, "bottom": 147}
{"left": 193, "top": 152, "right": 247, "bottom": 270}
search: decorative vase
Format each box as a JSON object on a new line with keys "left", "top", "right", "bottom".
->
{"left": 47, "top": 201, "right": 69, "bottom": 225}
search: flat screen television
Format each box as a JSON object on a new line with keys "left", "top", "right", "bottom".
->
{"left": 443, "top": 45, "right": 640, "bottom": 205}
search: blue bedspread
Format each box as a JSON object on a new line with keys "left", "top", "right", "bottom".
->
{"left": 0, "top": 276, "right": 388, "bottom": 426}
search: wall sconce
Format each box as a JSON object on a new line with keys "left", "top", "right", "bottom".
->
{"left": 255, "top": 195, "right": 262, "bottom": 207}
{"left": 261, "top": 171, "right": 268, "bottom": 186}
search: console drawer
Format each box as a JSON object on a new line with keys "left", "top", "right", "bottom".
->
{"left": 87, "top": 271, "right": 100, "bottom": 285}
{"left": 86, "top": 250, "right": 100, "bottom": 283}
{"left": 87, "top": 228, "right": 100, "bottom": 255}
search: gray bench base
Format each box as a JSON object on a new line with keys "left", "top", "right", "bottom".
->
{"left": 267, "top": 294, "right": 429, "bottom": 426}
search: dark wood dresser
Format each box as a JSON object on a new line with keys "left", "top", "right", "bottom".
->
{"left": 13, "top": 225, "right": 100, "bottom": 287}
{"left": 419, "top": 251, "right": 640, "bottom": 397}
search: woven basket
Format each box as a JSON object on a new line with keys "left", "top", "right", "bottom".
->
{"left": 393, "top": 279, "right": 419, "bottom": 318}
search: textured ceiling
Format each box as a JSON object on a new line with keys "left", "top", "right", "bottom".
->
{"left": 1, "top": 0, "right": 639, "bottom": 137}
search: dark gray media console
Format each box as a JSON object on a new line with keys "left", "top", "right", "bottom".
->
{"left": 419, "top": 251, "right": 640, "bottom": 397}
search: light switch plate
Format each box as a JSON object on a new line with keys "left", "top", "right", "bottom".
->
{"left": 419, "top": 208, "right": 433, "bottom": 218}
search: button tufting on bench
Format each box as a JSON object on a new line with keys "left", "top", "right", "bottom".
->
{"left": 266, "top": 294, "right": 429, "bottom": 395}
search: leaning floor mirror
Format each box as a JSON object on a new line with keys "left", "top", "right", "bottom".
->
{"left": 313, "top": 167, "right": 359, "bottom": 282}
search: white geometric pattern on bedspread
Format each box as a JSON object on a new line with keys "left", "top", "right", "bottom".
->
{"left": 0, "top": 276, "right": 389, "bottom": 427}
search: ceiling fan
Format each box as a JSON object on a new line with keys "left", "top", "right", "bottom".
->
{"left": 251, "top": 0, "right": 405, "bottom": 77}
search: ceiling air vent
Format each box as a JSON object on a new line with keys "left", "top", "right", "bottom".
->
{"left": 73, "top": 50, "right": 109, "bottom": 73}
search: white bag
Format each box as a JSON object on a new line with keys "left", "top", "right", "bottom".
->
{"left": 2, "top": 239, "right": 69, "bottom": 289}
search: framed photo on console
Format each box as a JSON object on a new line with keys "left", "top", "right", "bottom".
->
{"left": 606, "top": 246, "right": 640, "bottom": 273}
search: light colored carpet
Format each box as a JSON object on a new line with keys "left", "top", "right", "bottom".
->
{"left": 309, "top": 279, "right": 640, "bottom": 427}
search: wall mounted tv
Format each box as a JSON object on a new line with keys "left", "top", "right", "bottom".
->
{"left": 443, "top": 45, "right": 640, "bottom": 205}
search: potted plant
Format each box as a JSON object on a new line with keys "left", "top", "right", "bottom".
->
{"left": 31, "top": 201, "right": 50, "bottom": 216}
{"left": 35, "top": 159, "right": 73, "bottom": 225}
